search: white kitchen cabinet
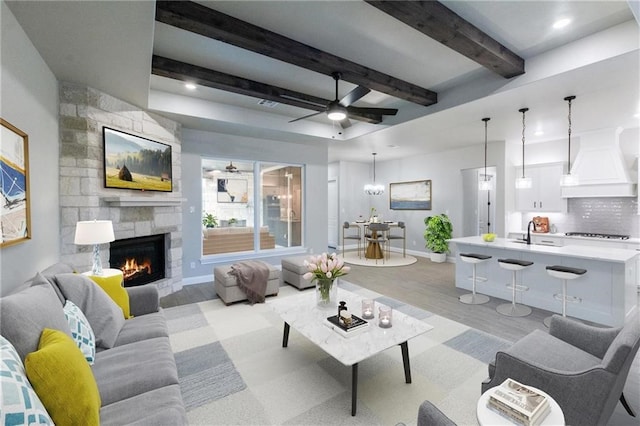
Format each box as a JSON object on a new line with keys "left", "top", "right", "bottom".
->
{"left": 515, "top": 163, "right": 567, "bottom": 212}
{"left": 531, "top": 234, "right": 564, "bottom": 246}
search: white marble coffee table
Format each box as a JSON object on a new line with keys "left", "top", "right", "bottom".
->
{"left": 269, "top": 286, "right": 433, "bottom": 416}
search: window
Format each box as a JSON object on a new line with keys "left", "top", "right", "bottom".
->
{"left": 202, "top": 158, "right": 303, "bottom": 256}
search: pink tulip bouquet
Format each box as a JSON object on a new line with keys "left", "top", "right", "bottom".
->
{"left": 303, "top": 252, "right": 350, "bottom": 304}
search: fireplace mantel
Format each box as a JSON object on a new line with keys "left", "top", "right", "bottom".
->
{"left": 103, "top": 197, "right": 185, "bottom": 207}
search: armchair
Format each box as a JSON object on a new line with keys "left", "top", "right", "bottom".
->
{"left": 417, "top": 401, "right": 456, "bottom": 426}
{"left": 482, "top": 314, "right": 640, "bottom": 426}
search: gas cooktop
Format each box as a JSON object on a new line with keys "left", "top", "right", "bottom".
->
{"left": 565, "top": 232, "right": 630, "bottom": 240}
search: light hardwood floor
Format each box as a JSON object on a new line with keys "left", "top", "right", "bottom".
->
{"left": 160, "top": 254, "right": 639, "bottom": 425}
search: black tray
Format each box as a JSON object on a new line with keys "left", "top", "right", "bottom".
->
{"left": 327, "top": 314, "right": 368, "bottom": 332}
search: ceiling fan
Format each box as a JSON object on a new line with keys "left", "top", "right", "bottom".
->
{"left": 225, "top": 161, "right": 241, "bottom": 173}
{"left": 288, "top": 72, "right": 398, "bottom": 128}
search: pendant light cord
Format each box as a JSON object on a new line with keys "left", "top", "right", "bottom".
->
{"left": 519, "top": 108, "right": 529, "bottom": 179}
{"left": 482, "top": 118, "right": 490, "bottom": 181}
{"left": 372, "top": 152, "right": 377, "bottom": 182}
{"left": 565, "top": 96, "right": 575, "bottom": 172}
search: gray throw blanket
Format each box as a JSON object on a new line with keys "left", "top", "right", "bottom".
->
{"left": 228, "top": 261, "right": 270, "bottom": 305}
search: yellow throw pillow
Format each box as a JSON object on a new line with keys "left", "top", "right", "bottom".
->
{"left": 87, "top": 274, "right": 131, "bottom": 319}
{"left": 25, "top": 328, "right": 101, "bottom": 426}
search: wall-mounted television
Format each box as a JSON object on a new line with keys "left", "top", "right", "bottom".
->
{"left": 103, "top": 127, "right": 172, "bottom": 192}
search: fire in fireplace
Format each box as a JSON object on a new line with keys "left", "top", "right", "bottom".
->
{"left": 109, "top": 234, "right": 166, "bottom": 287}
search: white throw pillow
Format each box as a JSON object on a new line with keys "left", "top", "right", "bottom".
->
{"left": 63, "top": 300, "right": 96, "bottom": 365}
{"left": 0, "top": 335, "right": 53, "bottom": 425}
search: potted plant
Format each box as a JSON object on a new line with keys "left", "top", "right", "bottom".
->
{"left": 228, "top": 217, "right": 238, "bottom": 227}
{"left": 424, "top": 213, "right": 453, "bottom": 263}
{"left": 202, "top": 212, "right": 218, "bottom": 228}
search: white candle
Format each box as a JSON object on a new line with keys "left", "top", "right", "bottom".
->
{"left": 381, "top": 318, "right": 390, "bottom": 326}
{"left": 364, "top": 309, "right": 372, "bottom": 317}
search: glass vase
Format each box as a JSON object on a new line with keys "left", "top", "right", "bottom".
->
{"left": 315, "top": 278, "right": 337, "bottom": 308}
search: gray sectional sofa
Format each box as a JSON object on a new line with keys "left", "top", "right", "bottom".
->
{"left": 0, "top": 262, "right": 187, "bottom": 425}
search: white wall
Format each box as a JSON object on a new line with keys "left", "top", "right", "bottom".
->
{"left": 181, "top": 129, "right": 328, "bottom": 281}
{"left": 335, "top": 142, "right": 506, "bottom": 255}
{"left": 1, "top": 2, "right": 59, "bottom": 294}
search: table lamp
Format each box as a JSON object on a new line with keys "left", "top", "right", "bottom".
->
{"left": 74, "top": 220, "right": 115, "bottom": 275}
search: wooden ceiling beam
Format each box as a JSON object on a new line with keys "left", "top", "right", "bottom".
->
{"left": 151, "top": 56, "right": 383, "bottom": 124}
{"left": 365, "top": 1, "right": 525, "bottom": 79}
{"left": 155, "top": 1, "right": 437, "bottom": 106}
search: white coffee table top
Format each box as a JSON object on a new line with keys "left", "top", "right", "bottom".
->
{"left": 477, "top": 385, "right": 565, "bottom": 426}
{"left": 269, "top": 287, "right": 433, "bottom": 366}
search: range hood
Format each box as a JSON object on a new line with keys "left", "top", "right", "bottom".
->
{"left": 561, "top": 127, "right": 637, "bottom": 198}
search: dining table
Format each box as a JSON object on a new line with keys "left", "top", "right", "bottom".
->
{"left": 351, "top": 221, "right": 398, "bottom": 260}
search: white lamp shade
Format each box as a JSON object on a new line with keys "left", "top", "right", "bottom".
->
{"left": 364, "top": 183, "right": 385, "bottom": 195}
{"left": 327, "top": 110, "right": 347, "bottom": 121}
{"left": 560, "top": 173, "right": 579, "bottom": 186}
{"left": 515, "top": 176, "right": 532, "bottom": 189}
{"left": 74, "top": 220, "right": 115, "bottom": 245}
{"left": 478, "top": 179, "right": 493, "bottom": 191}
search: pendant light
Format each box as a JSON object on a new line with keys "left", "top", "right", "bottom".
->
{"left": 479, "top": 117, "right": 493, "bottom": 190}
{"left": 560, "top": 95, "right": 579, "bottom": 186}
{"left": 515, "top": 108, "right": 532, "bottom": 189}
{"left": 364, "top": 152, "right": 384, "bottom": 195}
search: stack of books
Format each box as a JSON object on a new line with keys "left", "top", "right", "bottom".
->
{"left": 487, "top": 378, "right": 550, "bottom": 426}
{"left": 325, "top": 314, "right": 369, "bottom": 337}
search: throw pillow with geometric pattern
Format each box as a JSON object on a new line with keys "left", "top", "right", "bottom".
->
{"left": 0, "top": 335, "right": 53, "bottom": 425}
{"left": 63, "top": 300, "right": 96, "bottom": 365}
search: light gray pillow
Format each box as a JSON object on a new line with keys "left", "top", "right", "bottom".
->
{"left": 0, "top": 278, "right": 73, "bottom": 361}
{"left": 54, "top": 273, "right": 126, "bottom": 349}
{"left": 40, "top": 262, "right": 76, "bottom": 304}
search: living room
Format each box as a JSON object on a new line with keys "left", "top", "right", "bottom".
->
{"left": 1, "top": 1, "right": 639, "bottom": 424}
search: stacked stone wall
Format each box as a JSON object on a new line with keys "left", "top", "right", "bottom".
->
{"left": 58, "top": 82, "right": 183, "bottom": 296}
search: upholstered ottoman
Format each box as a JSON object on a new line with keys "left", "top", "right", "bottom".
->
{"left": 214, "top": 262, "right": 280, "bottom": 305}
{"left": 281, "top": 256, "right": 314, "bottom": 290}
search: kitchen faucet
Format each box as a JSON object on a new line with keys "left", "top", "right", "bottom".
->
{"left": 525, "top": 220, "right": 535, "bottom": 245}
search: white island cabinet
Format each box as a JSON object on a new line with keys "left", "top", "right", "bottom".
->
{"left": 449, "top": 237, "right": 638, "bottom": 327}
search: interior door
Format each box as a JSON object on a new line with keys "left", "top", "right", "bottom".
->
{"left": 327, "top": 178, "right": 338, "bottom": 248}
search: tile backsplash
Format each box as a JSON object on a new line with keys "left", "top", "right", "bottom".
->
{"left": 522, "top": 197, "right": 639, "bottom": 237}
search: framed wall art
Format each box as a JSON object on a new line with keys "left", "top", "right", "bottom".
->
{"left": 103, "top": 127, "right": 172, "bottom": 192}
{"left": 1, "top": 118, "right": 31, "bottom": 247}
{"left": 389, "top": 180, "right": 432, "bottom": 210}
{"left": 217, "top": 178, "right": 248, "bottom": 203}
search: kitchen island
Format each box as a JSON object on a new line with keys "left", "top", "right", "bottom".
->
{"left": 449, "top": 236, "right": 638, "bottom": 326}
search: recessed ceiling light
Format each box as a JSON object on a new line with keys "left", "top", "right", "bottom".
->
{"left": 534, "top": 130, "right": 544, "bottom": 136}
{"left": 553, "top": 18, "right": 571, "bottom": 29}
{"left": 184, "top": 82, "right": 197, "bottom": 90}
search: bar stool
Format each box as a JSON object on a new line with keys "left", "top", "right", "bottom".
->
{"left": 543, "top": 265, "right": 587, "bottom": 328}
{"left": 459, "top": 253, "right": 491, "bottom": 305}
{"left": 496, "top": 258, "right": 533, "bottom": 317}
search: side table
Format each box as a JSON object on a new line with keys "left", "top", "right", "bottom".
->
{"left": 477, "top": 385, "right": 565, "bottom": 425}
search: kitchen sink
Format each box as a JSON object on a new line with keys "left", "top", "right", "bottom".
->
{"left": 510, "top": 239, "right": 530, "bottom": 245}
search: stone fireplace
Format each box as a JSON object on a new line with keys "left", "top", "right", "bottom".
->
{"left": 110, "top": 234, "right": 167, "bottom": 287}
{"left": 58, "top": 82, "right": 183, "bottom": 297}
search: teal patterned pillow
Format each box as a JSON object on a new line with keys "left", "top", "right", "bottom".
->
{"left": 63, "top": 300, "right": 96, "bottom": 364}
{"left": 0, "top": 335, "right": 53, "bottom": 425}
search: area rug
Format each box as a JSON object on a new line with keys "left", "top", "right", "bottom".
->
{"left": 342, "top": 250, "right": 418, "bottom": 267}
{"left": 165, "top": 281, "right": 512, "bottom": 425}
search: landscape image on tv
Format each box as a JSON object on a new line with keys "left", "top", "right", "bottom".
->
{"left": 103, "top": 127, "right": 172, "bottom": 192}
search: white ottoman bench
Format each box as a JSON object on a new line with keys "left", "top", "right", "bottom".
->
{"left": 214, "top": 262, "right": 280, "bottom": 305}
{"left": 282, "top": 256, "right": 314, "bottom": 290}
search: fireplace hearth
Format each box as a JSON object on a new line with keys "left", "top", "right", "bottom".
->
{"left": 110, "top": 234, "right": 166, "bottom": 287}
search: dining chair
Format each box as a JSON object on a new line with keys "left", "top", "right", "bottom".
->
{"left": 386, "top": 221, "right": 406, "bottom": 258}
{"left": 342, "top": 222, "right": 362, "bottom": 258}
{"left": 366, "top": 222, "right": 389, "bottom": 264}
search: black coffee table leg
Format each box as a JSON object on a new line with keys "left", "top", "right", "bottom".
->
{"left": 282, "top": 322, "right": 290, "bottom": 348}
{"left": 352, "top": 363, "right": 358, "bottom": 416}
{"left": 400, "top": 341, "right": 411, "bottom": 383}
